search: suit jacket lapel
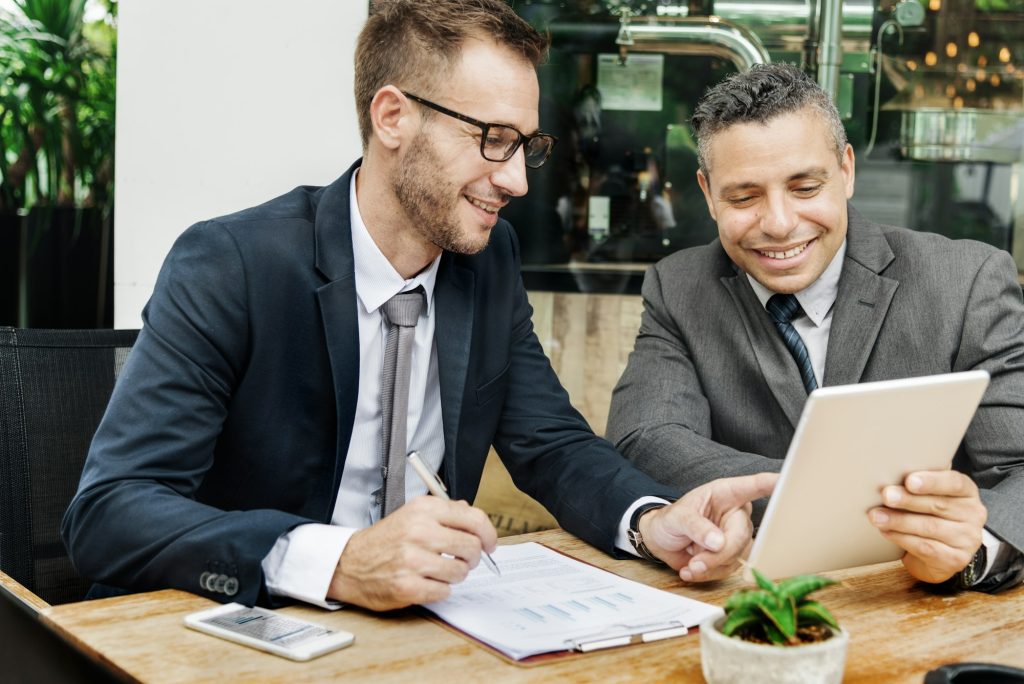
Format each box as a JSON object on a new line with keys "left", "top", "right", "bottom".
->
{"left": 434, "top": 254, "right": 475, "bottom": 495}
{"left": 722, "top": 267, "right": 807, "bottom": 428}
{"left": 823, "top": 207, "right": 899, "bottom": 386}
{"left": 313, "top": 162, "right": 362, "bottom": 509}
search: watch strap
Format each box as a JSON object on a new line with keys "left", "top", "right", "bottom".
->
{"left": 627, "top": 502, "right": 668, "bottom": 564}
{"left": 972, "top": 546, "right": 1024, "bottom": 594}
{"left": 938, "top": 544, "right": 987, "bottom": 591}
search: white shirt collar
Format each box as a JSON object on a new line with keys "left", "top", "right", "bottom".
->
{"left": 349, "top": 170, "right": 440, "bottom": 317}
{"left": 747, "top": 239, "right": 847, "bottom": 327}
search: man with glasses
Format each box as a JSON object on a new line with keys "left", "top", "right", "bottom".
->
{"left": 64, "top": 0, "right": 776, "bottom": 612}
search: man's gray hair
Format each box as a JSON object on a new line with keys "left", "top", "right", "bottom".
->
{"left": 691, "top": 63, "right": 847, "bottom": 176}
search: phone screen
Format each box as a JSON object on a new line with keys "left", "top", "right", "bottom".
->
{"left": 201, "top": 607, "right": 337, "bottom": 647}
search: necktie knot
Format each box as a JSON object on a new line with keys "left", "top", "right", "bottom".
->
{"left": 766, "top": 293, "right": 802, "bottom": 324}
{"left": 382, "top": 288, "right": 424, "bottom": 328}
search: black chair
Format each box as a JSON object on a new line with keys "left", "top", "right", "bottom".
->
{"left": 0, "top": 327, "right": 138, "bottom": 607}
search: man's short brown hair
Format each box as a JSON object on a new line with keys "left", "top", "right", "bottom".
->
{"left": 355, "top": 0, "right": 548, "bottom": 148}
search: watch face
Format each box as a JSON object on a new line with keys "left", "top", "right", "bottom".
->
{"left": 963, "top": 546, "right": 986, "bottom": 587}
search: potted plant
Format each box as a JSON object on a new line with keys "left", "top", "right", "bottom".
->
{"left": 0, "top": 0, "right": 117, "bottom": 327}
{"left": 700, "top": 569, "right": 849, "bottom": 684}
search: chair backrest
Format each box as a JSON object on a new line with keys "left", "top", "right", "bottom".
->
{"left": 0, "top": 327, "right": 138, "bottom": 605}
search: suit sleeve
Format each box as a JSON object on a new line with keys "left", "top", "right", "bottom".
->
{"left": 62, "top": 222, "right": 310, "bottom": 606}
{"left": 953, "top": 248, "right": 1024, "bottom": 555}
{"left": 489, "top": 228, "right": 678, "bottom": 555}
{"left": 606, "top": 264, "right": 780, "bottom": 519}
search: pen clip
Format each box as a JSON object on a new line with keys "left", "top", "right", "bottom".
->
{"left": 568, "top": 621, "right": 688, "bottom": 652}
{"left": 407, "top": 451, "right": 448, "bottom": 496}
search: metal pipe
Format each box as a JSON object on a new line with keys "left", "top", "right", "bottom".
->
{"left": 656, "top": 0, "right": 874, "bottom": 41}
{"left": 816, "top": 0, "right": 843, "bottom": 100}
{"left": 551, "top": 18, "right": 770, "bottom": 72}
{"left": 629, "top": 19, "right": 771, "bottom": 70}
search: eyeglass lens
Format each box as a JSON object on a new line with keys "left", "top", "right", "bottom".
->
{"left": 484, "top": 125, "right": 553, "bottom": 168}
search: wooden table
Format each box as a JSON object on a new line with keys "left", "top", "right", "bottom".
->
{"left": 40, "top": 529, "right": 1024, "bottom": 683}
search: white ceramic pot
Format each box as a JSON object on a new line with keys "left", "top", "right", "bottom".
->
{"left": 699, "top": 614, "right": 849, "bottom": 684}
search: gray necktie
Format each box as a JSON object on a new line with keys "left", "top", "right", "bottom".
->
{"left": 766, "top": 293, "right": 818, "bottom": 394}
{"left": 380, "top": 287, "right": 425, "bottom": 517}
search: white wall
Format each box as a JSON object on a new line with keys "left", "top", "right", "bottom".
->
{"left": 114, "top": 1, "right": 368, "bottom": 327}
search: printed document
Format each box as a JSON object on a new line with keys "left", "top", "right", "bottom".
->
{"left": 423, "top": 542, "right": 721, "bottom": 660}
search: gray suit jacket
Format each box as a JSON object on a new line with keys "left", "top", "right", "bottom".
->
{"left": 607, "top": 207, "right": 1024, "bottom": 554}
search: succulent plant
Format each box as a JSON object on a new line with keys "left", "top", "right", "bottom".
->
{"left": 721, "top": 568, "right": 840, "bottom": 646}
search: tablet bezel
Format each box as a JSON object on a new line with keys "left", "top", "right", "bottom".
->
{"left": 745, "top": 370, "right": 990, "bottom": 582}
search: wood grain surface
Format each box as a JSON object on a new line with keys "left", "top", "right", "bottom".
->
{"left": 40, "top": 529, "right": 1024, "bottom": 683}
{"left": 0, "top": 570, "right": 51, "bottom": 613}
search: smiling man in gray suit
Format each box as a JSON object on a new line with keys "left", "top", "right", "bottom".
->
{"left": 608, "top": 63, "right": 1024, "bottom": 593}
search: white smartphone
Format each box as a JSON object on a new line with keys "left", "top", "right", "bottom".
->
{"left": 184, "top": 603, "right": 354, "bottom": 661}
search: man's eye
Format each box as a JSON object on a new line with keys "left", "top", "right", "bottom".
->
{"left": 727, "top": 196, "right": 755, "bottom": 206}
{"left": 794, "top": 185, "right": 822, "bottom": 195}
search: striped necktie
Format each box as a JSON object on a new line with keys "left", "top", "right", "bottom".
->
{"left": 766, "top": 293, "right": 818, "bottom": 394}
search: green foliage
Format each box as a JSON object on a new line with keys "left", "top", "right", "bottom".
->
{"left": 0, "top": 0, "right": 116, "bottom": 214}
{"left": 721, "top": 568, "right": 839, "bottom": 646}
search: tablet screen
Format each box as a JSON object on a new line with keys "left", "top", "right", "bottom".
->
{"left": 746, "top": 370, "right": 990, "bottom": 581}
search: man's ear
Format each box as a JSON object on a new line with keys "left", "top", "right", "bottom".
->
{"left": 696, "top": 169, "right": 717, "bottom": 222}
{"left": 841, "top": 143, "right": 856, "bottom": 200}
{"left": 368, "top": 86, "right": 411, "bottom": 151}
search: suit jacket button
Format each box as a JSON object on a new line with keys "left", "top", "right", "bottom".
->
{"left": 224, "top": 577, "right": 239, "bottom": 596}
{"left": 199, "top": 572, "right": 212, "bottom": 591}
{"left": 213, "top": 574, "right": 228, "bottom": 593}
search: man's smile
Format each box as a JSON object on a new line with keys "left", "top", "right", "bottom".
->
{"left": 465, "top": 195, "right": 502, "bottom": 214}
{"left": 755, "top": 238, "right": 816, "bottom": 261}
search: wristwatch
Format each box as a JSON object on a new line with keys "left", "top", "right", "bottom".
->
{"left": 627, "top": 502, "right": 668, "bottom": 563}
{"left": 945, "top": 544, "right": 987, "bottom": 590}
{"left": 959, "top": 544, "right": 988, "bottom": 588}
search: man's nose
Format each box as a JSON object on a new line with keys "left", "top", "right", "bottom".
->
{"left": 761, "top": 192, "right": 798, "bottom": 238}
{"left": 490, "top": 146, "right": 529, "bottom": 198}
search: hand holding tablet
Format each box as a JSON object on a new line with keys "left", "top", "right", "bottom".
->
{"left": 745, "top": 370, "right": 990, "bottom": 582}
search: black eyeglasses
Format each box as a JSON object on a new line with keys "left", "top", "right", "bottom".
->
{"left": 402, "top": 91, "right": 557, "bottom": 169}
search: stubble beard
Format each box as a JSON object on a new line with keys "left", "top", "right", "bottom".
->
{"left": 391, "top": 135, "right": 492, "bottom": 256}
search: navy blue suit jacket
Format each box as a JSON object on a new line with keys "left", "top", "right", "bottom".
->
{"left": 62, "top": 162, "right": 677, "bottom": 606}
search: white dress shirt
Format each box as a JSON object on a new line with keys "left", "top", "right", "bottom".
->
{"left": 261, "top": 171, "right": 445, "bottom": 607}
{"left": 262, "top": 173, "right": 650, "bottom": 608}
{"left": 746, "top": 239, "right": 1004, "bottom": 580}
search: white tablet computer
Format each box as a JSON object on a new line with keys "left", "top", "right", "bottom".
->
{"left": 745, "top": 370, "right": 990, "bottom": 582}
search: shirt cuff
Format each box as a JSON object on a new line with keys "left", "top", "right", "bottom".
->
{"left": 261, "top": 523, "right": 356, "bottom": 609}
{"left": 615, "top": 496, "right": 672, "bottom": 556}
{"left": 978, "top": 528, "right": 1007, "bottom": 581}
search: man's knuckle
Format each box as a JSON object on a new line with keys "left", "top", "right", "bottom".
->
{"left": 393, "top": 577, "right": 421, "bottom": 603}
{"left": 398, "top": 546, "right": 420, "bottom": 567}
{"left": 920, "top": 516, "right": 942, "bottom": 539}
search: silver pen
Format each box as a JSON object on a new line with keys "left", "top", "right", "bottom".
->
{"left": 406, "top": 451, "right": 501, "bottom": 576}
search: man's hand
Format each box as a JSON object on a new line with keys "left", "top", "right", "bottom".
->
{"left": 868, "top": 470, "right": 987, "bottom": 584}
{"left": 640, "top": 472, "right": 778, "bottom": 582}
{"left": 327, "top": 496, "right": 497, "bottom": 611}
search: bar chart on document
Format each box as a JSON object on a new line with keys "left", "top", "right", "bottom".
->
{"left": 424, "top": 542, "right": 721, "bottom": 660}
